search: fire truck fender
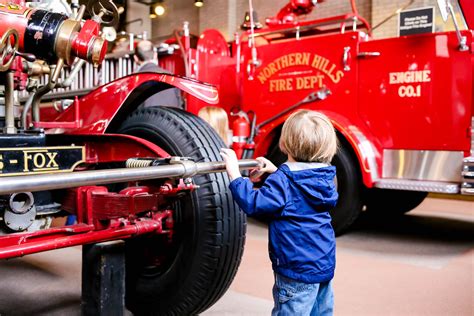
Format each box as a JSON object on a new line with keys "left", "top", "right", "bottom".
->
{"left": 52, "top": 73, "right": 219, "bottom": 134}
{"left": 258, "top": 110, "right": 380, "bottom": 188}
{"left": 325, "top": 111, "right": 381, "bottom": 188}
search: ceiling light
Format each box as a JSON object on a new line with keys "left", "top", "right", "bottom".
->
{"left": 194, "top": 0, "right": 203, "bottom": 8}
{"left": 149, "top": 6, "right": 157, "bottom": 18}
{"left": 154, "top": 4, "right": 165, "bottom": 16}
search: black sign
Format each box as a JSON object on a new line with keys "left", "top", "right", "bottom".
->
{"left": 0, "top": 146, "right": 85, "bottom": 177}
{"left": 399, "top": 7, "right": 434, "bottom": 36}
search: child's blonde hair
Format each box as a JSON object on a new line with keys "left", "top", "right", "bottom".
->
{"left": 198, "top": 106, "right": 230, "bottom": 143}
{"left": 279, "top": 110, "right": 338, "bottom": 164}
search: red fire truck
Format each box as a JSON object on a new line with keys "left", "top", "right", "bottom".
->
{"left": 175, "top": 0, "right": 473, "bottom": 234}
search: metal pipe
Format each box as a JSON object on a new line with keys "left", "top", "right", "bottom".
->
{"left": 0, "top": 159, "right": 260, "bottom": 195}
{"left": 3, "top": 72, "right": 16, "bottom": 134}
{"left": 60, "top": 59, "right": 86, "bottom": 87}
{"left": 31, "top": 58, "right": 65, "bottom": 123}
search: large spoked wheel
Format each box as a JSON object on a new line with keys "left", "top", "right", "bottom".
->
{"left": 117, "top": 107, "right": 245, "bottom": 315}
{"left": 268, "top": 140, "right": 362, "bottom": 236}
{"left": 364, "top": 188, "right": 427, "bottom": 215}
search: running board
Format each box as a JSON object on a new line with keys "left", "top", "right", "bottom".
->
{"left": 374, "top": 179, "right": 459, "bottom": 194}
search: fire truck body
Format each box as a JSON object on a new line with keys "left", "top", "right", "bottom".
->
{"left": 176, "top": 0, "right": 473, "bottom": 233}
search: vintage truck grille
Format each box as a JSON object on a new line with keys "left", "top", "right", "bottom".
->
{"left": 19, "top": 55, "right": 136, "bottom": 101}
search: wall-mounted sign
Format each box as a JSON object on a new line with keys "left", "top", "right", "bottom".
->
{"left": 398, "top": 7, "right": 434, "bottom": 36}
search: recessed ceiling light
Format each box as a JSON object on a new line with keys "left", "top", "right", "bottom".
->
{"left": 195, "top": 0, "right": 203, "bottom": 8}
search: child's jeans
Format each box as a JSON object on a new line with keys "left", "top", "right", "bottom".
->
{"left": 272, "top": 273, "right": 334, "bottom": 316}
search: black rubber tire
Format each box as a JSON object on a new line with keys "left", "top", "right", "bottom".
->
{"left": 364, "top": 188, "right": 427, "bottom": 215}
{"left": 330, "top": 145, "right": 363, "bottom": 235}
{"left": 267, "top": 141, "right": 362, "bottom": 236}
{"left": 117, "top": 107, "right": 245, "bottom": 315}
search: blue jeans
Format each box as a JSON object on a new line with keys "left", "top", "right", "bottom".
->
{"left": 272, "top": 273, "right": 334, "bottom": 316}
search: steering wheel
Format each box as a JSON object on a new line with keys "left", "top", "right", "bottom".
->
{"left": 0, "top": 29, "right": 19, "bottom": 72}
{"left": 87, "top": 0, "right": 119, "bottom": 27}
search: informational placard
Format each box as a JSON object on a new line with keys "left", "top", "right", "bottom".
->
{"left": 398, "top": 7, "right": 435, "bottom": 36}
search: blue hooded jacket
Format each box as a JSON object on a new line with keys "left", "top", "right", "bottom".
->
{"left": 229, "top": 162, "right": 338, "bottom": 283}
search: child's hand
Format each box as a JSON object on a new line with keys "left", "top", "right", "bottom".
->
{"left": 256, "top": 157, "right": 278, "bottom": 174}
{"left": 220, "top": 148, "right": 242, "bottom": 181}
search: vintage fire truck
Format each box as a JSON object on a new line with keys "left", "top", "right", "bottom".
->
{"left": 0, "top": 0, "right": 261, "bottom": 314}
{"left": 177, "top": 0, "right": 473, "bottom": 234}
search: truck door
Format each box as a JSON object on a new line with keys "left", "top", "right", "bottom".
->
{"left": 240, "top": 31, "right": 361, "bottom": 130}
{"left": 358, "top": 31, "right": 473, "bottom": 153}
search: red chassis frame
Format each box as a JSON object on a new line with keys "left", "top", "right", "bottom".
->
{"left": 0, "top": 73, "right": 218, "bottom": 259}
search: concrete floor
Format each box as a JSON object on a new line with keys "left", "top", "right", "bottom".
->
{"left": 0, "top": 197, "right": 472, "bottom": 315}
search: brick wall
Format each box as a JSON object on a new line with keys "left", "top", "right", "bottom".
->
{"left": 151, "top": 1, "right": 200, "bottom": 41}
{"left": 127, "top": 1, "right": 151, "bottom": 36}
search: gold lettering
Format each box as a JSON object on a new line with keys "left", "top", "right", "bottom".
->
{"left": 257, "top": 72, "right": 267, "bottom": 84}
{"left": 24, "top": 153, "right": 33, "bottom": 172}
{"left": 33, "top": 153, "right": 46, "bottom": 169}
{"left": 270, "top": 80, "right": 277, "bottom": 92}
{"left": 288, "top": 54, "right": 295, "bottom": 67}
{"left": 268, "top": 62, "right": 278, "bottom": 76}
{"left": 269, "top": 79, "right": 293, "bottom": 92}
{"left": 262, "top": 67, "right": 272, "bottom": 79}
{"left": 296, "top": 77, "right": 304, "bottom": 90}
{"left": 321, "top": 58, "right": 329, "bottom": 73}
{"left": 423, "top": 70, "right": 431, "bottom": 82}
{"left": 0, "top": 154, "right": 3, "bottom": 170}
{"left": 302, "top": 53, "right": 310, "bottom": 66}
{"left": 46, "top": 152, "right": 59, "bottom": 168}
{"left": 389, "top": 73, "right": 397, "bottom": 84}
{"left": 295, "top": 53, "right": 303, "bottom": 65}
{"left": 333, "top": 70, "right": 344, "bottom": 83}
{"left": 258, "top": 53, "right": 345, "bottom": 87}
{"left": 296, "top": 75, "right": 324, "bottom": 90}
{"left": 281, "top": 55, "right": 289, "bottom": 68}
{"left": 327, "top": 63, "right": 336, "bottom": 81}
{"left": 389, "top": 70, "right": 432, "bottom": 84}
{"left": 311, "top": 54, "right": 322, "bottom": 69}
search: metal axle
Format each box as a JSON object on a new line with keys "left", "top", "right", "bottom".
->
{"left": 0, "top": 159, "right": 260, "bottom": 195}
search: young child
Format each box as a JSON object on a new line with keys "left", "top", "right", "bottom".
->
{"left": 220, "top": 109, "right": 338, "bottom": 316}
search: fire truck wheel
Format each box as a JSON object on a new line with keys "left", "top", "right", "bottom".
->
{"left": 364, "top": 189, "right": 428, "bottom": 215}
{"left": 117, "top": 106, "right": 245, "bottom": 315}
{"left": 330, "top": 144, "right": 363, "bottom": 235}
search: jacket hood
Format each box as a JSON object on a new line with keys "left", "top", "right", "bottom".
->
{"left": 280, "top": 163, "right": 338, "bottom": 212}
